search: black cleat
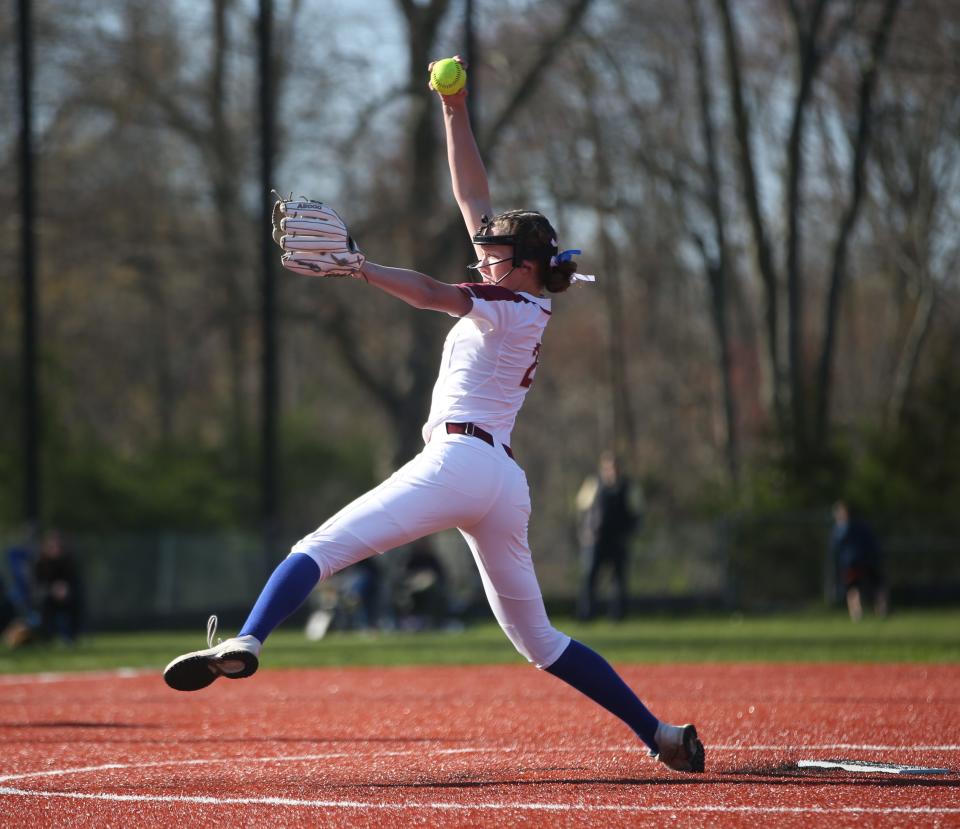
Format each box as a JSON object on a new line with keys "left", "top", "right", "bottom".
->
{"left": 653, "top": 722, "right": 705, "bottom": 772}
{"left": 163, "top": 615, "right": 261, "bottom": 692}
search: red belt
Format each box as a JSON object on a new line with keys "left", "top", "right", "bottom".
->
{"left": 446, "top": 422, "right": 514, "bottom": 460}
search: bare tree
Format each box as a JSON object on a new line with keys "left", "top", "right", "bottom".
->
{"left": 813, "top": 0, "right": 900, "bottom": 451}
{"left": 8, "top": 0, "right": 960, "bottom": 544}
{"left": 716, "top": 0, "right": 900, "bottom": 469}
{"left": 868, "top": 2, "right": 960, "bottom": 427}
{"left": 52, "top": 1, "right": 307, "bottom": 457}
{"left": 688, "top": 0, "right": 741, "bottom": 486}
{"left": 583, "top": 3, "right": 745, "bottom": 486}
{"left": 716, "top": 0, "right": 787, "bottom": 443}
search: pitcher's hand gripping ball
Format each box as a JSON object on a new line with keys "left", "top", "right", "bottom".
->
{"left": 430, "top": 58, "right": 466, "bottom": 96}
{"left": 271, "top": 191, "right": 365, "bottom": 278}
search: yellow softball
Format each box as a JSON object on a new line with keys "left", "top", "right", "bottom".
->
{"left": 430, "top": 58, "right": 466, "bottom": 96}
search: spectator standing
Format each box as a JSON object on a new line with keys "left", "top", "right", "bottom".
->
{"left": 34, "top": 530, "right": 83, "bottom": 643}
{"left": 576, "top": 452, "right": 642, "bottom": 621}
{"left": 830, "top": 501, "right": 888, "bottom": 622}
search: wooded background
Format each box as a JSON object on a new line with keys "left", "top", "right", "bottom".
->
{"left": 2, "top": 0, "right": 958, "bottom": 611}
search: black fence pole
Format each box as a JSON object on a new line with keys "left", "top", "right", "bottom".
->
{"left": 18, "top": 0, "right": 40, "bottom": 529}
{"left": 258, "top": 0, "right": 278, "bottom": 572}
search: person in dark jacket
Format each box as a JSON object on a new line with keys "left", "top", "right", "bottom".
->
{"left": 830, "top": 501, "right": 888, "bottom": 622}
{"left": 34, "top": 530, "right": 83, "bottom": 643}
{"left": 576, "top": 452, "right": 642, "bottom": 621}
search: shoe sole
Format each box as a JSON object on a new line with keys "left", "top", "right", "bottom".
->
{"left": 163, "top": 649, "right": 259, "bottom": 692}
{"left": 681, "top": 724, "right": 706, "bottom": 773}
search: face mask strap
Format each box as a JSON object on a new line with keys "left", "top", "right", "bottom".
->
{"left": 472, "top": 214, "right": 524, "bottom": 265}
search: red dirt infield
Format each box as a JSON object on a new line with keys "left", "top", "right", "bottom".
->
{"left": 1, "top": 662, "right": 957, "bottom": 827}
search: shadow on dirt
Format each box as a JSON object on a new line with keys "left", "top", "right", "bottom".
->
{"left": 330, "top": 761, "right": 958, "bottom": 790}
{"left": 0, "top": 721, "right": 162, "bottom": 729}
{"left": 0, "top": 725, "right": 462, "bottom": 746}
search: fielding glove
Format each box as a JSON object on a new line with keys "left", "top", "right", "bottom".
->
{"left": 271, "top": 192, "right": 365, "bottom": 278}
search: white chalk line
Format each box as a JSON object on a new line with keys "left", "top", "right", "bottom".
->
{"left": 0, "top": 668, "right": 150, "bottom": 685}
{"left": 0, "top": 743, "right": 956, "bottom": 787}
{"left": 0, "top": 748, "right": 955, "bottom": 814}
{"left": 714, "top": 743, "right": 960, "bottom": 752}
{"left": 0, "top": 748, "right": 511, "bottom": 784}
{"left": 1, "top": 745, "right": 953, "bottom": 785}
{"left": 0, "top": 787, "right": 957, "bottom": 814}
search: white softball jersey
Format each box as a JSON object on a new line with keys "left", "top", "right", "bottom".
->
{"left": 422, "top": 283, "right": 552, "bottom": 448}
{"left": 290, "top": 282, "right": 569, "bottom": 668}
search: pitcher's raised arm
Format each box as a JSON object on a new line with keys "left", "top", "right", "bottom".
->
{"left": 430, "top": 57, "right": 492, "bottom": 244}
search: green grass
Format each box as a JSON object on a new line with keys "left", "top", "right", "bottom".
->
{"left": 2, "top": 609, "right": 958, "bottom": 675}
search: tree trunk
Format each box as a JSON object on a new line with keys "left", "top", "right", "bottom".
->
{"left": 887, "top": 275, "right": 936, "bottom": 427}
{"left": 715, "top": 0, "right": 786, "bottom": 438}
{"left": 782, "top": 0, "right": 829, "bottom": 459}
{"left": 390, "top": 0, "right": 454, "bottom": 467}
{"left": 599, "top": 223, "right": 637, "bottom": 464}
{"left": 690, "top": 0, "right": 740, "bottom": 488}
{"left": 210, "top": 0, "right": 249, "bottom": 459}
{"left": 814, "top": 0, "right": 901, "bottom": 451}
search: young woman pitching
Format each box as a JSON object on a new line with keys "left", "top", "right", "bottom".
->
{"left": 163, "top": 58, "right": 704, "bottom": 774}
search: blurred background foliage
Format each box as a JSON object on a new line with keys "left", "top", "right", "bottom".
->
{"left": 1, "top": 0, "right": 959, "bottom": 611}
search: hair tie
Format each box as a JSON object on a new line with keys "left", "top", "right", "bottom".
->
{"left": 549, "top": 248, "right": 581, "bottom": 267}
{"left": 547, "top": 248, "right": 595, "bottom": 284}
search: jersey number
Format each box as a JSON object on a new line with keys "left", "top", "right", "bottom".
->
{"left": 520, "top": 343, "right": 542, "bottom": 388}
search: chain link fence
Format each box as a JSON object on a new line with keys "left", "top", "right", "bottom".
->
{"left": 3, "top": 515, "right": 958, "bottom": 631}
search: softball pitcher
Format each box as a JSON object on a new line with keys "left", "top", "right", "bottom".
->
{"left": 163, "top": 58, "right": 704, "bottom": 774}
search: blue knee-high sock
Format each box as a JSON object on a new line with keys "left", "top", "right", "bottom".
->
{"left": 545, "top": 639, "right": 660, "bottom": 751}
{"left": 238, "top": 553, "right": 321, "bottom": 644}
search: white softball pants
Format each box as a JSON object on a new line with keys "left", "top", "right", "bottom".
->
{"left": 290, "top": 428, "right": 570, "bottom": 669}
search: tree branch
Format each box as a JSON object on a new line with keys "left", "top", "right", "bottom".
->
{"left": 315, "top": 293, "right": 405, "bottom": 414}
{"left": 479, "top": 0, "right": 594, "bottom": 160}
